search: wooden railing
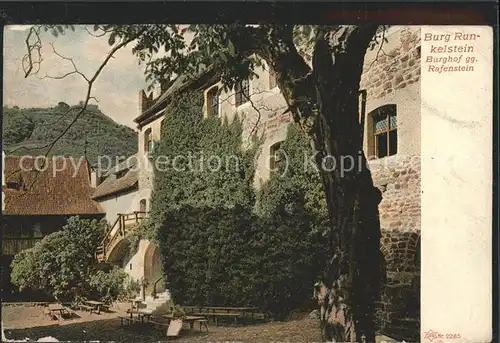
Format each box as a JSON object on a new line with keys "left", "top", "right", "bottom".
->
{"left": 2, "top": 237, "right": 43, "bottom": 256}
{"left": 96, "top": 211, "right": 147, "bottom": 262}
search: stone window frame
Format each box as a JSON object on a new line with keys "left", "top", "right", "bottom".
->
{"left": 139, "top": 199, "right": 147, "bottom": 212}
{"left": 269, "top": 68, "right": 278, "bottom": 90}
{"left": 144, "top": 128, "right": 153, "bottom": 153}
{"left": 160, "top": 118, "right": 165, "bottom": 139}
{"left": 206, "top": 85, "right": 220, "bottom": 117}
{"left": 368, "top": 104, "right": 398, "bottom": 158}
{"left": 269, "top": 141, "right": 284, "bottom": 171}
{"left": 235, "top": 79, "right": 250, "bottom": 107}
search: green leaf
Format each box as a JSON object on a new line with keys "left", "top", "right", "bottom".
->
{"left": 219, "top": 51, "right": 228, "bottom": 62}
{"left": 227, "top": 40, "right": 235, "bottom": 56}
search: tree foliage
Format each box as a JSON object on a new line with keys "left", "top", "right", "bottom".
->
{"left": 10, "top": 216, "right": 138, "bottom": 303}
{"left": 3, "top": 105, "right": 137, "bottom": 167}
{"left": 139, "top": 91, "right": 258, "bottom": 243}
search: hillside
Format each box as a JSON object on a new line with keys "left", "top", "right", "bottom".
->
{"left": 2, "top": 103, "right": 138, "bottom": 167}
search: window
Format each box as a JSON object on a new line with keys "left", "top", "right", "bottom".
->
{"left": 140, "top": 199, "right": 147, "bottom": 212}
{"left": 207, "top": 86, "right": 220, "bottom": 117}
{"left": 32, "top": 223, "right": 43, "bottom": 238}
{"left": 269, "top": 69, "right": 277, "bottom": 89}
{"left": 372, "top": 105, "right": 397, "bottom": 158}
{"left": 269, "top": 141, "right": 284, "bottom": 171}
{"left": 144, "top": 128, "right": 153, "bottom": 153}
{"left": 160, "top": 119, "right": 165, "bottom": 138}
{"left": 235, "top": 79, "right": 250, "bottom": 107}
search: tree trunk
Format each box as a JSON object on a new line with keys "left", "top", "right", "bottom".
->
{"left": 309, "top": 26, "right": 382, "bottom": 343}
{"left": 257, "top": 24, "right": 381, "bottom": 342}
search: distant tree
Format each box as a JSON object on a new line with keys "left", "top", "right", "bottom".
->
{"left": 10, "top": 216, "right": 138, "bottom": 303}
{"left": 3, "top": 115, "right": 35, "bottom": 145}
{"left": 56, "top": 102, "right": 70, "bottom": 111}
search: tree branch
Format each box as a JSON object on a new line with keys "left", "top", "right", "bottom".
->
{"left": 12, "top": 30, "right": 145, "bottom": 192}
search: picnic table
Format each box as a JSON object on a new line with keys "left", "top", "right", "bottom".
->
{"left": 127, "top": 308, "right": 154, "bottom": 322}
{"left": 204, "top": 306, "right": 257, "bottom": 315}
{"left": 183, "top": 306, "right": 259, "bottom": 324}
{"left": 82, "top": 300, "right": 106, "bottom": 314}
{"left": 47, "top": 304, "right": 70, "bottom": 319}
{"left": 128, "top": 299, "right": 143, "bottom": 311}
{"left": 162, "top": 314, "right": 207, "bottom": 331}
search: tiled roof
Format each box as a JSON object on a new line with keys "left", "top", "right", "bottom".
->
{"left": 91, "top": 157, "right": 139, "bottom": 199}
{"left": 2, "top": 156, "right": 104, "bottom": 215}
{"left": 134, "top": 65, "right": 215, "bottom": 126}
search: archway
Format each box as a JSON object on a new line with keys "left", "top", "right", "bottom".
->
{"left": 106, "top": 238, "right": 130, "bottom": 267}
{"left": 143, "top": 243, "right": 165, "bottom": 295}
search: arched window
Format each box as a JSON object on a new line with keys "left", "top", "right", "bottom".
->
{"left": 372, "top": 104, "right": 397, "bottom": 158}
{"left": 235, "top": 79, "right": 250, "bottom": 107}
{"left": 160, "top": 119, "right": 165, "bottom": 139}
{"left": 269, "top": 69, "right": 277, "bottom": 89}
{"left": 144, "top": 128, "right": 152, "bottom": 153}
{"left": 207, "top": 86, "right": 220, "bottom": 117}
{"left": 139, "top": 199, "right": 147, "bottom": 212}
{"left": 269, "top": 141, "right": 284, "bottom": 171}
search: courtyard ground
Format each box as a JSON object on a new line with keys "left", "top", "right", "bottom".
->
{"left": 2, "top": 303, "right": 398, "bottom": 342}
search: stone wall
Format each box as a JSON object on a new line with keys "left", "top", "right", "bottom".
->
{"left": 369, "top": 154, "right": 421, "bottom": 341}
{"left": 361, "top": 27, "right": 421, "bottom": 102}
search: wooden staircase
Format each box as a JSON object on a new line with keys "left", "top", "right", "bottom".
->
{"left": 96, "top": 211, "right": 147, "bottom": 263}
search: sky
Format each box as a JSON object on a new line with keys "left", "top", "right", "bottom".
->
{"left": 3, "top": 25, "right": 150, "bottom": 130}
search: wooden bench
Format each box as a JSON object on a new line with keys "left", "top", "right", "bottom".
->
{"left": 149, "top": 320, "right": 170, "bottom": 330}
{"left": 47, "top": 304, "right": 71, "bottom": 320}
{"left": 196, "top": 318, "right": 209, "bottom": 331}
{"left": 193, "top": 312, "right": 240, "bottom": 326}
{"left": 118, "top": 315, "right": 143, "bottom": 326}
{"left": 98, "top": 304, "right": 110, "bottom": 312}
{"left": 79, "top": 304, "right": 96, "bottom": 313}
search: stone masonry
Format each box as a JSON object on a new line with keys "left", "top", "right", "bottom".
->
{"left": 361, "top": 27, "right": 421, "bottom": 101}
{"left": 361, "top": 26, "right": 422, "bottom": 341}
{"left": 369, "top": 155, "right": 420, "bottom": 341}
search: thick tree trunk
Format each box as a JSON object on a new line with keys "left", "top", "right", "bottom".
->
{"left": 257, "top": 24, "right": 381, "bottom": 342}
{"left": 310, "top": 26, "right": 382, "bottom": 343}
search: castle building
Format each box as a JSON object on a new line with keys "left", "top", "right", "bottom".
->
{"left": 94, "top": 26, "right": 421, "bottom": 340}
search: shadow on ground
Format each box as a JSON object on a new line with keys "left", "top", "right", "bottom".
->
{"left": 3, "top": 318, "right": 185, "bottom": 342}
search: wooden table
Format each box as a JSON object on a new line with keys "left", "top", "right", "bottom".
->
{"left": 128, "top": 299, "right": 143, "bottom": 311}
{"left": 128, "top": 308, "right": 154, "bottom": 322}
{"left": 48, "top": 304, "right": 69, "bottom": 319}
{"left": 194, "top": 306, "right": 258, "bottom": 320}
{"left": 162, "top": 315, "right": 207, "bottom": 330}
{"left": 193, "top": 312, "right": 240, "bottom": 326}
{"left": 84, "top": 300, "right": 105, "bottom": 314}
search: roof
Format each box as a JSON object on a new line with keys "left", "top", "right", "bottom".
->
{"left": 102, "top": 154, "right": 138, "bottom": 178}
{"left": 91, "top": 156, "right": 139, "bottom": 200}
{"left": 134, "top": 66, "right": 216, "bottom": 127}
{"left": 3, "top": 156, "right": 104, "bottom": 216}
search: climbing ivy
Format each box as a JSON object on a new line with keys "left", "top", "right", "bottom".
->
{"left": 141, "top": 92, "right": 329, "bottom": 318}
